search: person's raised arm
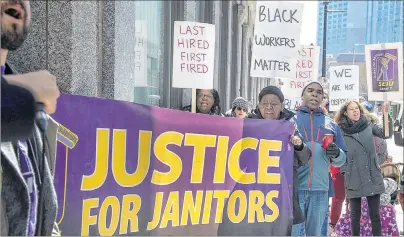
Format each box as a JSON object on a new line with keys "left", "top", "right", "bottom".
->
{"left": 1, "top": 76, "right": 36, "bottom": 142}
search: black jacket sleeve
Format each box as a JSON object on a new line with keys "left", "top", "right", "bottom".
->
{"left": 1, "top": 76, "right": 36, "bottom": 142}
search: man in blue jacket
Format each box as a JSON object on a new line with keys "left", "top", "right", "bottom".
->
{"left": 291, "top": 81, "right": 347, "bottom": 236}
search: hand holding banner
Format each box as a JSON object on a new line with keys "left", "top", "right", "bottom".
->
{"left": 53, "top": 94, "right": 295, "bottom": 236}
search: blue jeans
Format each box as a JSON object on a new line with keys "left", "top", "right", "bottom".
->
{"left": 291, "top": 190, "right": 329, "bottom": 236}
{"left": 321, "top": 204, "right": 330, "bottom": 236}
{"left": 320, "top": 175, "right": 334, "bottom": 236}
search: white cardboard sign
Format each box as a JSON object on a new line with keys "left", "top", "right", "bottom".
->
{"left": 172, "top": 21, "right": 215, "bottom": 89}
{"left": 279, "top": 45, "right": 320, "bottom": 111}
{"left": 329, "top": 65, "right": 360, "bottom": 111}
{"left": 250, "top": 1, "right": 304, "bottom": 78}
{"left": 296, "top": 45, "right": 320, "bottom": 81}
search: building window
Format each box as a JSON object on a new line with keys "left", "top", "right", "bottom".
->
{"left": 113, "top": 1, "right": 164, "bottom": 105}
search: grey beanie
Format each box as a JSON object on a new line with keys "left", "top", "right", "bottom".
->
{"left": 301, "top": 81, "right": 324, "bottom": 96}
{"left": 232, "top": 97, "right": 250, "bottom": 110}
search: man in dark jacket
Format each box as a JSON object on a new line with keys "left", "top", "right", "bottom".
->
{"left": 1, "top": 0, "right": 60, "bottom": 235}
{"left": 217, "top": 86, "right": 311, "bottom": 236}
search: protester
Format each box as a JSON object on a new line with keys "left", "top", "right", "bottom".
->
{"left": 1, "top": 0, "right": 60, "bottom": 235}
{"left": 325, "top": 105, "right": 390, "bottom": 235}
{"left": 225, "top": 97, "right": 250, "bottom": 118}
{"left": 217, "top": 86, "right": 311, "bottom": 236}
{"left": 334, "top": 100, "right": 393, "bottom": 236}
{"left": 183, "top": 89, "right": 223, "bottom": 116}
{"left": 291, "top": 81, "right": 347, "bottom": 236}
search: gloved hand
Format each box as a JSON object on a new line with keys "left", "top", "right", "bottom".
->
{"left": 326, "top": 143, "right": 340, "bottom": 159}
{"left": 290, "top": 135, "right": 303, "bottom": 151}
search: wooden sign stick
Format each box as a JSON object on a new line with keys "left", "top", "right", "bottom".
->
{"left": 383, "top": 93, "right": 389, "bottom": 138}
{"left": 191, "top": 88, "right": 197, "bottom": 113}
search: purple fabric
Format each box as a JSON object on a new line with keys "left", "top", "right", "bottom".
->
{"left": 335, "top": 199, "right": 399, "bottom": 236}
{"left": 1, "top": 65, "right": 5, "bottom": 75}
{"left": 17, "top": 141, "right": 38, "bottom": 236}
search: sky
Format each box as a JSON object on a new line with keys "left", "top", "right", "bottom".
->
{"left": 293, "top": 1, "right": 319, "bottom": 45}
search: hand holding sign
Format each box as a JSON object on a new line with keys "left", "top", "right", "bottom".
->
{"left": 383, "top": 102, "right": 390, "bottom": 113}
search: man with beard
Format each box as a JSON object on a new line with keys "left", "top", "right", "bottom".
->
{"left": 291, "top": 81, "right": 347, "bottom": 236}
{"left": 1, "top": 0, "right": 60, "bottom": 235}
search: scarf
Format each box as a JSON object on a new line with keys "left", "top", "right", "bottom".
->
{"left": 339, "top": 114, "right": 369, "bottom": 135}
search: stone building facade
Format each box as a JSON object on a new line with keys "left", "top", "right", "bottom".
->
{"left": 8, "top": 0, "right": 272, "bottom": 111}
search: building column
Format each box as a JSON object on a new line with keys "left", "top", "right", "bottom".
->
{"left": 8, "top": 1, "right": 112, "bottom": 99}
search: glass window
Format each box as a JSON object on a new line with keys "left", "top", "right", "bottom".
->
{"left": 113, "top": 1, "right": 164, "bottom": 105}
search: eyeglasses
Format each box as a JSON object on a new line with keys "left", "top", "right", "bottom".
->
{"left": 197, "top": 93, "right": 214, "bottom": 100}
{"left": 259, "top": 101, "right": 281, "bottom": 108}
{"left": 236, "top": 107, "right": 248, "bottom": 112}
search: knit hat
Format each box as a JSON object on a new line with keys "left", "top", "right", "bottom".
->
{"left": 301, "top": 81, "right": 324, "bottom": 96}
{"left": 361, "top": 101, "right": 374, "bottom": 112}
{"left": 258, "top": 86, "right": 284, "bottom": 103}
{"left": 232, "top": 97, "right": 250, "bottom": 110}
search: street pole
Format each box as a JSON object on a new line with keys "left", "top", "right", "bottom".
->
{"left": 321, "top": 0, "right": 329, "bottom": 78}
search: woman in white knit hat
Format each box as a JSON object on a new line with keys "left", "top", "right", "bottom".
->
{"left": 225, "top": 97, "right": 250, "bottom": 119}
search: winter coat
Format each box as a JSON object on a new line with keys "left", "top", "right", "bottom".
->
{"left": 340, "top": 116, "right": 392, "bottom": 199}
{"left": 1, "top": 63, "right": 60, "bottom": 236}
{"left": 295, "top": 106, "right": 347, "bottom": 191}
{"left": 217, "top": 108, "right": 311, "bottom": 236}
{"left": 365, "top": 113, "right": 389, "bottom": 165}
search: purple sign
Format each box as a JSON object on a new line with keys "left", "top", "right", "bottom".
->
{"left": 53, "top": 94, "right": 294, "bottom": 236}
{"left": 370, "top": 48, "right": 399, "bottom": 92}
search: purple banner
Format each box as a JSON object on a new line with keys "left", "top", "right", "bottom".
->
{"left": 370, "top": 48, "right": 399, "bottom": 92}
{"left": 53, "top": 94, "right": 295, "bottom": 236}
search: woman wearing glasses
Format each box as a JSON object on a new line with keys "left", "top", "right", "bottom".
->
{"left": 225, "top": 97, "right": 250, "bottom": 118}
